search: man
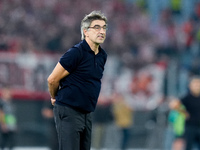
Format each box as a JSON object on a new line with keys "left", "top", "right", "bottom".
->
{"left": 47, "top": 11, "right": 107, "bottom": 150}
{"left": 170, "top": 76, "right": 200, "bottom": 150}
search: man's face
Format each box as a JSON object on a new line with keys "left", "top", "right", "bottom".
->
{"left": 85, "top": 20, "right": 107, "bottom": 45}
{"left": 189, "top": 79, "right": 200, "bottom": 96}
{"left": 2, "top": 88, "right": 11, "bottom": 101}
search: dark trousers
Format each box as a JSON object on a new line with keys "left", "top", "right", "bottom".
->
{"left": 0, "top": 131, "right": 15, "bottom": 150}
{"left": 121, "top": 128, "right": 131, "bottom": 150}
{"left": 184, "top": 125, "right": 200, "bottom": 150}
{"left": 53, "top": 104, "right": 92, "bottom": 150}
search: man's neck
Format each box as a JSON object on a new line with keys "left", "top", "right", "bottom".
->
{"left": 190, "top": 91, "right": 200, "bottom": 97}
{"left": 85, "top": 39, "right": 99, "bottom": 55}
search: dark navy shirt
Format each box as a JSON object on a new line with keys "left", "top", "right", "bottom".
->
{"left": 55, "top": 40, "right": 107, "bottom": 112}
{"left": 181, "top": 92, "right": 200, "bottom": 126}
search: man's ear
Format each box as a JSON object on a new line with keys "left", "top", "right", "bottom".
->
{"left": 83, "top": 29, "right": 88, "bottom": 38}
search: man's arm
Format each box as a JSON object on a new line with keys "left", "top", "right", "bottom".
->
{"left": 47, "top": 62, "right": 70, "bottom": 105}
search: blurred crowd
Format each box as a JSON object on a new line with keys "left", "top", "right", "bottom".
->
{"left": 0, "top": 0, "right": 200, "bottom": 117}
{"left": 0, "top": 0, "right": 199, "bottom": 70}
{"left": 0, "top": 0, "right": 200, "bottom": 149}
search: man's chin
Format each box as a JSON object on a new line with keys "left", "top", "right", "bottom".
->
{"left": 97, "top": 39, "right": 105, "bottom": 44}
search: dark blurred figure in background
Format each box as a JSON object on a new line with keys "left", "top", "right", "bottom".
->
{"left": 92, "top": 95, "right": 113, "bottom": 149}
{"left": 0, "top": 86, "right": 17, "bottom": 150}
{"left": 42, "top": 102, "right": 58, "bottom": 150}
{"left": 170, "top": 76, "right": 200, "bottom": 150}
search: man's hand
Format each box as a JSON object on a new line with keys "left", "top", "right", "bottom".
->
{"left": 47, "top": 62, "right": 70, "bottom": 105}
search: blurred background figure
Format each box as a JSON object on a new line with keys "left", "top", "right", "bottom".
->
{"left": 42, "top": 102, "right": 58, "bottom": 150}
{"left": 92, "top": 95, "right": 113, "bottom": 150}
{"left": 170, "top": 76, "right": 200, "bottom": 150}
{"left": 112, "top": 92, "right": 133, "bottom": 150}
{"left": 164, "top": 98, "right": 185, "bottom": 150}
{"left": 0, "top": 86, "right": 17, "bottom": 150}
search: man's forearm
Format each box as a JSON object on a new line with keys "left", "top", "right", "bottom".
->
{"left": 47, "top": 62, "right": 69, "bottom": 99}
{"left": 48, "top": 82, "right": 59, "bottom": 99}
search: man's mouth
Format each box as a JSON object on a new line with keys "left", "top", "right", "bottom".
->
{"left": 98, "top": 35, "right": 104, "bottom": 39}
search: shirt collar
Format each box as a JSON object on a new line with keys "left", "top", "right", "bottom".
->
{"left": 82, "top": 39, "right": 103, "bottom": 54}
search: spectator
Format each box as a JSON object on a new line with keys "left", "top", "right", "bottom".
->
{"left": 112, "top": 92, "right": 133, "bottom": 150}
{"left": 164, "top": 100, "right": 185, "bottom": 150}
{"left": 92, "top": 95, "right": 113, "bottom": 149}
{"left": 42, "top": 101, "right": 58, "bottom": 150}
{"left": 170, "top": 76, "right": 200, "bottom": 150}
{"left": 0, "top": 86, "right": 17, "bottom": 150}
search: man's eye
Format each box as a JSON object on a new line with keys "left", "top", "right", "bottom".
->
{"left": 94, "top": 25, "right": 100, "bottom": 29}
{"left": 103, "top": 26, "right": 107, "bottom": 29}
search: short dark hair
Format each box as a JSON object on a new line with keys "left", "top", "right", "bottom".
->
{"left": 189, "top": 75, "right": 200, "bottom": 82}
{"left": 81, "top": 10, "right": 107, "bottom": 40}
